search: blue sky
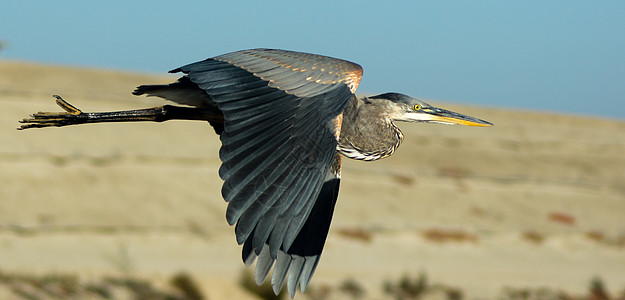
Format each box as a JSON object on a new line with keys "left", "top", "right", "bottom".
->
{"left": 1, "top": 1, "right": 624, "bottom": 119}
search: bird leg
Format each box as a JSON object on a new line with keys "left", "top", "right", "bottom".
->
{"left": 18, "top": 95, "right": 223, "bottom": 130}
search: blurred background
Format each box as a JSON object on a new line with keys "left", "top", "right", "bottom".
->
{"left": 1, "top": 1, "right": 624, "bottom": 299}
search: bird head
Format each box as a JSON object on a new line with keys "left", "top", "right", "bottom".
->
{"left": 369, "top": 93, "right": 493, "bottom": 127}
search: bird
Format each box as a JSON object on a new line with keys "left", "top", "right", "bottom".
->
{"left": 19, "top": 48, "right": 492, "bottom": 298}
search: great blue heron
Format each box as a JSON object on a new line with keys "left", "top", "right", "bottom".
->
{"left": 19, "top": 49, "right": 492, "bottom": 298}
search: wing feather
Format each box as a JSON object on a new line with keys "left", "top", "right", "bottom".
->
{"left": 170, "top": 48, "right": 358, "bottom": 295}
{"left": 253, "top": 65, "right": 291, "bottom": 77}
{"left": 299, "top": 257, "right": 319, "bottom": 292}
{"left": 205, "top": 79, "right": 267, "bottom": 96}
{"left": 252, "top": 207, "right": 280, "bottom": 253}
{"left": 254, "top": 245, "right": 275, "bottom": 285}
{"left": 218, "top": 121, "right": 293, "bottom": 164}
{"left": 233, "top": 154, "right": 303, "bottom": 242}
{"left": 286, "top": 82, "right": 328, "bottom": 96}
{"left": 218, "top": 90, "right": 289, "bottom": 112}
{"left": 251, "top": 165, "right": 305, "bottom": 251}
{"left": 197, "top": 74, "right": 262, "bottom": 90}
{"left": 271, "top": 251, "right": 291, "bottom": 294}
{"left": 286, "top": 256, "right": 306, "bottom": 298}
{"left": 221, "top": 103, "right": 295, "bottom": 133}
{"left": 221, "top": 135, "right": 293, "bottom": 207}
{"left": 216, "top": 48, "right": 363, "bottom": 96}
{"left": 224, "top": 93, "right": 295, "bottom": 121}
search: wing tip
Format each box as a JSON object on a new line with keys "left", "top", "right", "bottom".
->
{"left": 245, "top": 246, "right": 322, "bottom": 298}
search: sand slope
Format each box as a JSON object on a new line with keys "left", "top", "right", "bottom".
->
{"left": 1, "top": 60, "right": 624, "bottom": 299}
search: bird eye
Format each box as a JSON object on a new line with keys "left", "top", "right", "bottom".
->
{"left": 414, "top": 104, "right": 421, "bottom": 110}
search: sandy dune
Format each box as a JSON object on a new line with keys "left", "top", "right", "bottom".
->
{"left": 1, "top": 60, "right": 624, "bottom": 299}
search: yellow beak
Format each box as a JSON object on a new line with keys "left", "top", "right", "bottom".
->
{"left": 421, "top": 107, "right": 493, "bottom": 127}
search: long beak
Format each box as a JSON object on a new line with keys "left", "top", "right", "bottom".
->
{"left": 421, "top": 106, "right": 493, "bottom": 127}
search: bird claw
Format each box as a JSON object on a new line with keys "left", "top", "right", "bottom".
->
{"left": 52, "top": 94, "right": 83, "bottom": 115}
{"left": 18, "top": 95, "right": 85, "bottom": 130}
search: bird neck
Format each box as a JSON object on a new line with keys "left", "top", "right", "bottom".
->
{"left": 338, "top": 96, "right": 404, "bottom": 161}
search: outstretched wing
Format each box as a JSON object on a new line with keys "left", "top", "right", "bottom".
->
{"left": 170, "top": 49, "right": 363, "bottom": 297}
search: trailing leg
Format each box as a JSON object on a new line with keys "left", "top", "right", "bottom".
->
{"left": 18, "top": 95, "right": 223, "bottom": 130}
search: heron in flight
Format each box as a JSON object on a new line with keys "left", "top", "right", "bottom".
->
{"left": 19, "top": 49, "right": 492, "bottom": 298}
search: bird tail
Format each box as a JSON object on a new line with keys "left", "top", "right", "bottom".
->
{"left": 133, "top": 77, "right": 224, "bottom": 134}
{"left": 132, "top": 84, "right": 166, "bottom": 96}
{"left": 133, "top": 76, "right": 216, "bottom": 108}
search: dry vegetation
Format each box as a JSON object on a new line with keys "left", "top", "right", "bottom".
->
{"left": 420, "top": 228, "right": 478, "bottom": 243}
{"left": 521, "top": 230, "right": 546, "bottom": 244}
{"left": 0, "top": 271, "right": 204, "bottom": 300}
{"left": 335, "top": 227, "right": 375, "bottom": 243}
{"left": 584, "top": 231, "right": 625, "bottom": 248}
{"left": 548, "top": 212, "right": 577, "bottom": 226}
{"left": 1, "top": 271, "right": 625, "bottom": 300}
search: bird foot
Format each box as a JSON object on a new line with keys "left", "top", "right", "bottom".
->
{"left": 18, "top": 95, "right": 85, "bottom": 130}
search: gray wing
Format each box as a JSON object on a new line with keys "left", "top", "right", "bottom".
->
{"left": 170, "top": 49, "right": 362, "bottom": 297}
